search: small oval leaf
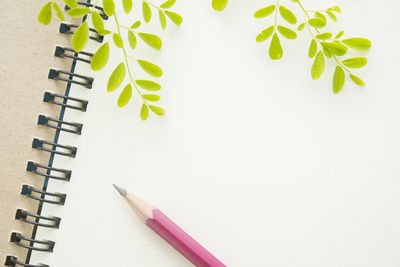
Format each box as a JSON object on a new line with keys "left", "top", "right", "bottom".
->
{"left": 335, "top": 30, "right": 344, "bottom": 39}
{"left": 149, "top": 105, "right": 165, "bottom": 115}
{"left": 164, "top": 11, "right": 182, "bottom": 26}
{"left": 113, "top": 33, "right": 123, "bottom": 48}
{"left": 269, "top": 33, "right": 283, "bottom": 60}
{"left": 128, "top": 31, "right": 137, "bottom": 50}
{"left": 308, "top": 39, "right": 317, "bottom": 58}
{"left": 137, "top": 60, "right": 163, "bottom": 77}
{"left": 254, "top": 5, "right": 275, "bottom": 19}
{"left": 67, "top": 7, "right": 89, "bottom": 17}
{"left": 140, "top": 104, "right": 149, "bottom": 120}
{"left": 160, "top": 0, "right": 176, "bottom": 9}
{"left": 138, "top": 33, "right": 162, "bottom": 50}
{"left": 159, "top": 10, "right": 166, "bottom": 29}
{"left": 321, "top": 41, "right": 348, "bottom": 56}
{"left": 311, "top": 51, "right": 325, "bottom": 80}
{"left": 326, "top": 11, "right": 337, "bottom": 22}
{"left": 143, "top": 94, "right": 161, "bottom": 102}
{"left": 91, "top": 42, "right": 110, "bottom": 71}
{"left": 107, "top": 63, "right": 126, "bottom": 92}
{"left": 350, "top": 74, "right": 365, "bottom": 86}
{"left": 256, "top": 26, "right": 274, "bottom": 42}
{"left": 122, "top": 0, "right": 132, "bottom": 14}
{"left": 92, "top": 11, "right": 104, "bottom": 32}
{"left": 333, "top": 66, "right": 345, "bottom": 94}
{"left": 308, "top": 18, "right": 326, "bottom": 28}
{"left": 142, "top": 2, "right": 151, "bottom": 23}
{"left": 136, "top": 80, "right": 161, "bottom": 91}
{"left": 323, "top": 47, "right": 332, "bottom": 58}
{"left": 72, "top": 22, "right": 89, "bottom": 52}
{"left": 131, "top": 20, "right": 141, "bottom": 29}
{"left": 328, "top": 5, "right": 341, "bottom": 13}
{"left": 38, "top": 2, "right": 52, "bottom": 25}
{"left": 342, "top": 57, "right": 367, "bottom": 68}
{"left": 118, "top": 84, "right": 132, "bottom": 107}
{"left": 316, "top": 32, "right": 332, "bottom": 40}
{"left": 342, "top": 38, "right": 371, "bottom": 51}
{"left": 52, "top": 2, "right": 65, "bottom": 21}
{"left": 103, "top": 0, "right": 115, "bottom": 16}
{"left": 314, "top": 12, "right": 326, "bottom": 21}
{"left": 279, "top": 6, "right": 297, "bottom": 24}
{"left": 212, "top": 0, "right": 228, "bottom": 11}
{"left": 297, "top": 23, "right": 305, "bottom": 31}
{"left": 277, "top": 25, "right": 297, "bottom": 39}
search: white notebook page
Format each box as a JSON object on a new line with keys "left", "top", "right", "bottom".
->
{"left": 31, "top": 0, "right": 400, "bottom": 266}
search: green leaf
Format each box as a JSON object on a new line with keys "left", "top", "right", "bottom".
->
{"left": 253, "top": 5, "right": 275, "bottom": 19}
{"left": 279, "top": 6, "right": 297, "bottom": 24}
{"left": 333, "top": 66, "right": 345, "bottom": 94}
{"left": 128, "top": 31, "right": 137, "bottom": 50}
{"left": 107, "top": 63, "right": 126, "bottom": 92}
{"left": 277, "top": 25, "right": 297, "bottom": 39}
{"left": 159, "top": 10, "right": 167, "bottom": 29}
{"left": 212, "top": 0, "right": 228, "bottom": 11}
{"left": 335, "top": 30, "right": 344, "bottom": 39}
{"left": 140, "top": 104, "right": 149, "bottom": 120}
{"left": 67, "top": 7, "right": 89, "bottom": 18}
{"left": 342, "top": 38, "right": 371, "bottom": 51}
{"left": 118, "top": 84, "right": 132, "bottom": 107}
{"left": 138, "top": 33, "right": 162, "bottom": 50}
{"left": 91, "top": 42, "right": 110, "bottom": 71}
{"left": 103, "top": 0, "right": 115, "bottom": 16}
{"left": 52, "top": 2, "right": 65, "bottom": 21}
{"left": 113, "top": 33, "right": 123, "bottom": 48}
{"left": 131, "top": 21, "right": 141, "bottom": 29}
{"left": 38, "top": 2, "right": 52, "bottom": 25}
{"left": 92, "top": 11, "right": 104, "bottom": 32}
{"left": 143, "top": 94, "right": 160, "bottom": 101}
{"left": 315, "top": 12, "right": 326, "bottom": 21}
{"left": 160, "top": 0, "right": 176, "bottom": 9}
{"left": 72, "top": 22, "right": 89, "bottom": 52}
{"left": 136, "top": 80, "right": 161, "bottom": 91}
{"left": 342, "top": 57, "right": 367, "bottom": 68}
{"left": 137, "top": 60, "right": 163, "bottom": 77}
{"left": 122, "top": 0, "right": 132, "bottom": 14}
{"left": 269, "top": 33, "right": 283, "bottom": 60}
{"left": 328, "top": 5, "right": 341, "bottom": 13}
{"left": 323, "top": 47, "right": 332, "bottom": 58}
{"left": 256, "top": 26, "right": 274, "bottom": 42}
{"left": 308, "top": 39, "right": 317, "bottom": 58}
{"left": 326, "top": 11, "right": 337, "bottom": 22}
{"left": 350, "top": 74, "right": 365, "bottom": 86}
{"left": 308, "top": 18, "right": 326, "bottom": 28}
{"left": 311, "top": 51, "right": 325, "bottom": 80}
{"left": 99, "top": 29, "right": 112, "bottom": 36}
{"left": 142, "top": 2, "right": 151, "bottom": 23}
{"left": 63, "top": 0, "right": 78, "bottom": 8}
{"left": 164, "top": 11, "right": 183, "bottom": 26}
{"left": 316, "top": 32, "right": 332, "bottom": 40}
{"left": 149, "top": 105, "right": 165, "bottom": 115}
{"left": 321, "top": 41, "right": 348, "bottom": 56}
{"left": 297, "top": 23, "right": 305, "bottom": 31}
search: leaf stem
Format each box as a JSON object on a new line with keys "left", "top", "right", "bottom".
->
{"left": 144, "top": 0, "right": 160, "bottom": 10}
{"left": 113, "top": 14, "right": 148, "bottom": 105}
{"left": 274, "top": 0, "right": 280, "bottom": 32}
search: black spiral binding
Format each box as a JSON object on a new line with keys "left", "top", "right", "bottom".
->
{"left": 4, "top": 1, "right": 100, "bottom": 266}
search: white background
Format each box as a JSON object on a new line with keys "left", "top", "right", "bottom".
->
{"left": 32, "top": 0, "right": 400, "bottom": 266}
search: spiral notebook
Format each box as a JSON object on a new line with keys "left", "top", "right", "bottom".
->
{"left": 5, "top": 0, "right": 400, "bottom": 266}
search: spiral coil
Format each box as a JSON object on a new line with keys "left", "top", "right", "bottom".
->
{"left": 4, "top": 1, "right": 100, "bottom": 266}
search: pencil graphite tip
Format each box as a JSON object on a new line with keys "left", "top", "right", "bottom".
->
{"left": 113, "top": 184, "right": 127, "bottom": 196}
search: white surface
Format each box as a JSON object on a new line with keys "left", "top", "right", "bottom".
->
{"left": 31, "top": 0, "right": 400, "bottom": 266}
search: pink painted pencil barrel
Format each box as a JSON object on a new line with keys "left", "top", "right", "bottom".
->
{"left": 113, "top": 184, "right": 226, "bottom": 267}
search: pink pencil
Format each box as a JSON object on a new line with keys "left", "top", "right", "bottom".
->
{"left": 113, "top": 184, "right": 226, "bottom": 267}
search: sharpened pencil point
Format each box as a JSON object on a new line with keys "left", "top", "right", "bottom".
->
{"left": 113, "top": 184, "right": 127, "bottom": 196}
